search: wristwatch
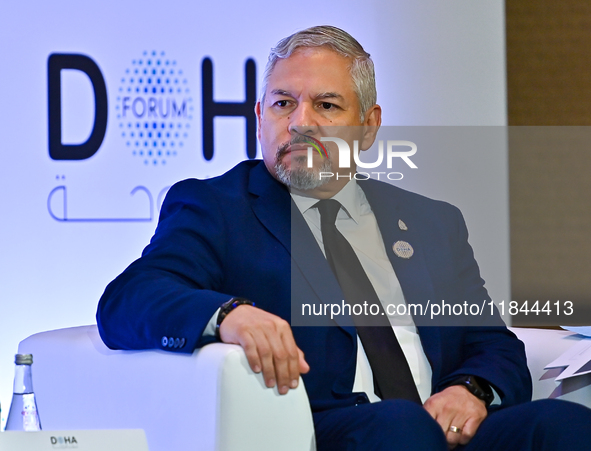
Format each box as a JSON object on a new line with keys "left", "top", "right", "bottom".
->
{"left": 215, "top": 297, "right": 255, "bottom": 339}
{"left": 448, "top": 375, "right": 495, "bottom": 406}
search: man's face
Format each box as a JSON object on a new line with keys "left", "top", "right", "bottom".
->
{"left": 255, "top": 46, "right": 380, "bottom": 195}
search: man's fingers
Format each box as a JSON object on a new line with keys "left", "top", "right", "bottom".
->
{"left": 239, "top": 332, "right": 263, "bottom": 374}
{"left": 423, "top": 385, "right": 487, "bottom": 449}
{"left": 437, "top": 410, "right": 473, "bottom": 449}
{"left": 457, "top": 417, "right": 480, "bottom": 445}
{"left": 444, "top": 419, "right": 467, "bottom": 449}
{"left": 269, "top": 318, "right": 303, "bottom": 394}
{"left": 218, "top": 304, "right": 308, "bottom": 394}
{"left": 445, "top": 419, "right": 478, "bottom": 449}
{"left": 256, "top": 333, "right": 278, "bottom": 389}
{"left": 298, "top": 348, "right": 310, "bottom": 374}
{"left": 268, "top": 332, "right": 292, "bottom": 394}
{"left": 281, "top": 332, "right": 306, "bottom": 390}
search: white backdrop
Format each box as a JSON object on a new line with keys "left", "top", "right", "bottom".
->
{"left": 0, "top": 0, "right": 507, "bottom": 425}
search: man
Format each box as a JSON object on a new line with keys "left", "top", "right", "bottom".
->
{"left": 97, "top": 26, "right": 591, "bottom": 450}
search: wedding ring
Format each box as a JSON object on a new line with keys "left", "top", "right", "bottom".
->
{"left": 449, "top": 425, "right": 462, "bottom": 434}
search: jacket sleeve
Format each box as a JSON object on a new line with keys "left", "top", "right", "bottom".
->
{"left": 96, "top": 179, "right": 234, "bottom": 353}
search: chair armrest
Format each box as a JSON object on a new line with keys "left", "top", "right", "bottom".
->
{"left": 18, "top": 325, "right": 315, "bottom": 451}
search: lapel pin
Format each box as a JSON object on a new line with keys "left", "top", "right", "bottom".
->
{"left": 398, "top": 219, "right": 408, "bottom": 231}
{"left": 393, "top": 240, "right": 414, "bottom": 259}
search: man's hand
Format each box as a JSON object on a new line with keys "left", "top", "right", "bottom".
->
{"left": 423, "top": 385, "right": 487, "bottom": 449}
{"left": 219, "top": 305, "right": 310, "bottom": 394}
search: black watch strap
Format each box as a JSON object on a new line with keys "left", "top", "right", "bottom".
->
{"left": 215, "top": 298, "right": 255, "bottom": 339}
{"left": 448, "top": 375, "right": 495, "bottom": 406}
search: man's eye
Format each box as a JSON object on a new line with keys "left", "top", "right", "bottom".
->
{"left": 275, "top": 100, "right": 289, "bottom": 107}
{"left": 320, "top": 102, "right": 335, "bottom": 110}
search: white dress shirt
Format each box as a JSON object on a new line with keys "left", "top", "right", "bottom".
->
{"left": 291, "top": 179, "right": 432, "bottom": 403}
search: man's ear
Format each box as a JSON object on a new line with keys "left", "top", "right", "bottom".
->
{"left": 360, "top": 104, "right": 382, "bottom": 150}
{"left": 255, "top": 101, "right": 263, "bottom": 140}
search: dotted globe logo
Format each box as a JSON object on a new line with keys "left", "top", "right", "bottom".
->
{"left": 116, "top": 51, "right": 193, "bottom": 165}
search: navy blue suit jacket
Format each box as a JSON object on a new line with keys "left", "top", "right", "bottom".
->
{"left": 97, "top": 160, "right": 532, "bottom": 412}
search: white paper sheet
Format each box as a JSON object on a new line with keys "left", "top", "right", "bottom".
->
{"left": 544, "top": 338, "right": 591, "bottom": 381}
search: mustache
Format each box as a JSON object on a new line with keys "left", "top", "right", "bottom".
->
{"left": 277, "top": 133, "right": 328, "bottom": 159}
{"left": 277, "top": 134, "right": 312, "bottom": 158}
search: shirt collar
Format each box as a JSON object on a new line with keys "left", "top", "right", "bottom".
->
{"left": 291, "top": 179, "right": 361, "bottom": 224}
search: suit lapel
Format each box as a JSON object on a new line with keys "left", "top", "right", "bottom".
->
{"left": 248, "top": 163, "right": 292, "bottom": 252}
{"left": 358, "top": 179, "right": 436, "bottom": 309}
{"left": 248, "top": 162, "right": 356, "bottom": 335}
{"left": 359, "top": 179, "right": 443, "bottom": 383}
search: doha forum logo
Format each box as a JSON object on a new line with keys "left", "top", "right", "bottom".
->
{"left": 116, "top": 51, "right": 193, "bottom": 166}
{"left": 46, "top": 51, "right": 256, "bottom": 222}
{"left": 48, "top": 51, "right": 256, "bottom": 165}
{"left": 48, "top": 51, "right": 194, "bottom": 166}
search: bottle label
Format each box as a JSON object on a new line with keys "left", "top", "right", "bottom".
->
{"left": 21, "top": 394, "right": 41, "bottom": 431}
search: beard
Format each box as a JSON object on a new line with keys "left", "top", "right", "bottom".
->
{"left": 273, "top": 136, "right": 333, "bottom": 191}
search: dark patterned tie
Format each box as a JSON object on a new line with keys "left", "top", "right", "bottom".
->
{"left": 315, "top": 199, "right": 421, "bottom": 403}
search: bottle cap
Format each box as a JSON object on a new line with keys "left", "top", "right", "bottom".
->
{"left": 15, "top": 354, "right": 33, "bottom": 365}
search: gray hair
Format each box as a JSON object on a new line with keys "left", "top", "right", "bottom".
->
{"left": 260, "top": 25, "right": 377, "bottom": 121}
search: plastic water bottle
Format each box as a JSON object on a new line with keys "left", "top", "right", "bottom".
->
{"left": 5, "top": 354, "right": 41, "bottom": 431}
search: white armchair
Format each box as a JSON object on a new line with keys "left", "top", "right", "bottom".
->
{"left": 17, "top": 325, "right": 591, "bottom": 451}
{"left": 18, "top": 326, "right": 315, "bottom": 451}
